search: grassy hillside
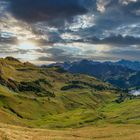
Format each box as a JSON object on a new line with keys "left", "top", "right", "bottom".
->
{"left": 0, "top": 57, "right": 140, "bottom": 139}
{"left": 100, "top": 97, "right": 140, "bottom": 124}
{"left": 0, "top": 57, "right": 118, "bottom": 128}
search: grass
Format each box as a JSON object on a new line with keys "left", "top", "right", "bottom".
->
{"left": 0, "top": 57, "right": 140, "bottom": 139}
{"left": 0, "top": 57, "right": 118, "bottom": 128}
{"left": 100, "top": 98, "right": 140, "bottom": 124}
{"left": 0, "top": 84, "right": 113, "bottom": 128}
{"left": 0, "top": 123, "right": 140, "bottom": 140}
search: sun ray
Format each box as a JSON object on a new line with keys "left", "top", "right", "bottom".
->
{"left": 18, "top": 40, "right": 38, "bottom": 50}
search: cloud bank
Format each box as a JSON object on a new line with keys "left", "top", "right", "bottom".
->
{"left": 0, "top": 0, "right": 139, "bottom": 63}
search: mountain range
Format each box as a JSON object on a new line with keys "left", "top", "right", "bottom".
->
{"left": 115, "top": 60, "right": 140, "bottom": 71}
{"left": 49, "top": 59, "right": 140, "bottom": 89}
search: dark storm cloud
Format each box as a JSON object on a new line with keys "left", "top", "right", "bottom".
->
{"left": 1, "top": 0, "right": 140, "bottom": 62}
{"left": 85, "top": 35, "right": 140, "bottom": 45}
{"left": 9, "top": 0, "right": 89, "bottom": 23}
{"left": 101, "top": 35, "right": 140, "bottom": 45}
{"left": 58, "top": 34, "right": 140, "bottom": 46}
{"left": 88, "top": 0, "right": 140, "bottom": 39}
{"left": 8, "top": 0, "right": 140, "bottom": 36}
{"left": 123, "top": 1, "right": 140, "bottom": 17}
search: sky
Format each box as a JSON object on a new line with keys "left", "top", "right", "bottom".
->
{"left": 0, "top": 0, "right": 140, "bottom": 64}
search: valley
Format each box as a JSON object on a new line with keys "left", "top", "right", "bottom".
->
{"left": 0, "top": 57, "right": 140, "bottom": 139}
{"left": 1, "top": 0, "right": 140, "bottom": 139}
{"left": 0, "top": 57, "right": 117, "bottom": 128}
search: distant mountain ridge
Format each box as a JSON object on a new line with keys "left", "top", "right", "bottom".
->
{"left": 115, "top": 59, "right": 140, "bottom": 71}
{"left": 49, "top": 59, "right": 140, "bottom": 89}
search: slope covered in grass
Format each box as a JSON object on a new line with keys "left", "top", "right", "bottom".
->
{"left": 0, "top": 57, "right": 118, "bottom": 128}
{"left": 0, "top": 57, "right": 140, "bottom": 130}
{"left": 100, "top": 97, "right": 140, "bottom": 124}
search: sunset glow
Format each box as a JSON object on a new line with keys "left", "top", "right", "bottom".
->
{"left": 18, "top": 41, "right": 38, "bottom": 50}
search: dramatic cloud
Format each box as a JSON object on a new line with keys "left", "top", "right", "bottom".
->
{"left": 85, "top": 35, "right": 140, "bottom": 45}
{"left": 9, "top": 0, "right": 89, "bottom": 25}
{"left": 0, "top": 0, "right": 140, "bottom": 63}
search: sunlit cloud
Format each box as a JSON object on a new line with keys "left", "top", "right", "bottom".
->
{"left": 0, "top": 0, "right": 140, "bottom": 63}
{"left": 66, "top": 14, "right": 95, "bottom": 31}
{"left": 96, "top": 0, "right": 111, "bottom": 13}
{"left": 17, "top": 40, "right": 40, "bottom": 50}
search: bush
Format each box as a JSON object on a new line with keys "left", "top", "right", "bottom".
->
{"left": 61, "top": 84, "right": 84, "bottom": 90}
